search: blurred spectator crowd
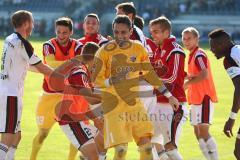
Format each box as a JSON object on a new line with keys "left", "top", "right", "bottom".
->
{"left": 0, "top": 0, "right": 240, "bottom": 40}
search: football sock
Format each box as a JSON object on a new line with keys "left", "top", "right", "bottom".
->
{"left": 166, "top": 149, "right": 183, "bottom": 160}
{"left": 0, "top": 143, "right": 8, "bottom": 160}
{"left": 6, "top": 145, "right": 17, "bottom": 160}
{"left": 139, "top": 143, "right": 153, "bottom": 160}
{"left": 206, "top": 137, "right": 218, "bottom": 160}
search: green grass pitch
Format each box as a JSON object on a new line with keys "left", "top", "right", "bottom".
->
{"left": 0, "top": 38, "right": 239, "bottom": 160}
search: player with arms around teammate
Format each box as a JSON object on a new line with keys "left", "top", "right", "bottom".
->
{"left": 52, "top": 42, "right": 102, "bottom": 160}
{"left": 0, "top": 10, "right": 54, "bottom": 160}
{"left": 149, "top": 16, "right": 188, "bottom": 160}
{"left": 92, "top": 15, "right": 179, "bottom": 160}
{"left": 30, "top": 17, "right": 82, "bottom": 160}
{"left": 209, "top": 28, "right": 240, "bottom": 160}
{"left": 182, "top": 27, "right": 218, "bottom": 160}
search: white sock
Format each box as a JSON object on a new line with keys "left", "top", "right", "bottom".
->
{"left": 199, "top": 138, "right": 211, "bottom": 160}
{"left": 206, "top": 137, "right": 218, "bottom": 160}
{"left": 152, "top": 146, "right": 160, "bottom": 160}
{"left": 166, "top": 149, "right": 183, "bottom": 160}
{"left": 0, "top": 143, "right": 8, "bottom": 160}
{"left": 158, "top": 151, "right": 169, "bottom": 160}
{"left": 99, "top": 152, "right": 107, "bottom": 160}
{"left": 6, "top": 146, "right": 17, "bottom": 160}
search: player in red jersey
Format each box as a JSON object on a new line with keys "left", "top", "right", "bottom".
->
{"left": 134, "top": 15, "right": 167, "bottom": 160}
{"left": 54, "top": 42, "right": 102, "bottom": 160}
{"left": 149, "top": 16, "right": 188, "bottom": 160}
{"left": 79, "top": 13, "right": 108, "bottom": 48}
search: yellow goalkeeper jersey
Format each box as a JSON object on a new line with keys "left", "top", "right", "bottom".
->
{"left": 93, "top": 40, "right": 164, "bottom": 115}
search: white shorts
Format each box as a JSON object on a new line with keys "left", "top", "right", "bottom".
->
{"left": 60, "top": 121, "right": 95, "bottom": 149}
{"left": 149, "top": 102, "right": 188, "bottom": 146}
{"left": 139, "top": 80, "right": 156, "bottom": 111}
{"left": 0, "top": 95, "right": 22, "bottom": 133}
{"left": 190, "top": 98, "right": 214, "bottom": 125}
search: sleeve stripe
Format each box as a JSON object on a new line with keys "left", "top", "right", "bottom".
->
{"left": 161, "top": 54, "right": 179, "bottom": 83}
{"left": 82, "top": 76, "right": 89, "bottom": 88}
{"left": 198, "top": 57, "right": 206, "bottom": 70}
{"left": 31, "top": 60, "right": 42, "bottom": 66}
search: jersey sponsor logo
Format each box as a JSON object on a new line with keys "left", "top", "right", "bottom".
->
{"left": 1, "top": 43, "right": 8, "bottom": 72}
{"left": 7, "top": 42, "right": 14, "bottom": 48}
{"left": 44, "top": 45, "right": 50, "bottom": 55}
{"left": 116, "top": 65, "right": 135, "bottom": 74}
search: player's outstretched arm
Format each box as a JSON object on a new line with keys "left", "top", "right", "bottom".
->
{"left": 33, "top": 62, "right": 54, "bottom": 76}
{"left": 224, "top": 76, "right": 240, "bottom": 137}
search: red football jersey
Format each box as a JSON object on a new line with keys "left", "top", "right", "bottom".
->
{"left": 78, "top": 33, "right": 108, "bottom": 52}
{"left": 152, "top": 36, "right": 187, "bottom": 103}
{"left": 58, "top": 64, "right": 93, "bottom": 125}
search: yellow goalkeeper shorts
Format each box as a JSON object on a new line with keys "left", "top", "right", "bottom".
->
{"left": 104, "top": 105, "right": 153, "bottom": 149}
{"left": 36, "top": 93, "right": 63, "bottom": 129}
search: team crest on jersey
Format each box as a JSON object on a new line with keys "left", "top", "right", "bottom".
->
{"left": 130, "top": 55, "right": 136, "bottom": 62}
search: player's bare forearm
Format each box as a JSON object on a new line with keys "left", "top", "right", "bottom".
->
{"left": 231, "top": 76, "right": 240, "bottom": 114}
{"left": 34, "top": 62, "right": 53, "bottom": 76}
{"left": 185, "top": 69, "right": 208, "bottom": 85}
{"left": 28, "top": 65, "right": 40, "bottom": 73}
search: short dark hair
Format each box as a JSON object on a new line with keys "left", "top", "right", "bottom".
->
{"left": 133, "top": 15, "right": 144, "bottom": 30}
{"left": 112, "top": 15, "right": 132, "bottom": 30}
{"left": 84, "top": 13, "right": 100, "bottom": 23}
{"left": 11, "top": 10, "right": 33, "bottom": 28}
{"left": 208, "top": 28, "right": 230, "bottom": 40}
{"left": 149, "top": 16, "right": 171, "bottom": 32}
{"left": 55, "top": 17, "right": 73, "bottom": 31}
{"left": 82, "top": 42, "right": 100, "bottom": 61}
{"left": 116, "top": 2, "right": 136, "bottom": 18}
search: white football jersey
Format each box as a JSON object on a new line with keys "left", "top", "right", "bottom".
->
{"left": 0, "top": 32, "right": 41, "bottom": 97}
{"left": 224, "top": 45, "right": 240, "bottom": 79}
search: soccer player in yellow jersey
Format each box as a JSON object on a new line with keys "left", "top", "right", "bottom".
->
{"left": 92, "top": 15, "right": 179, "bottom": 160}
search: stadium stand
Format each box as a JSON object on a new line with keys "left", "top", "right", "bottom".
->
{"left": 0, "top": 0, "right": 240, "bottom": 41}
